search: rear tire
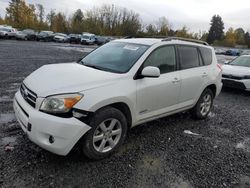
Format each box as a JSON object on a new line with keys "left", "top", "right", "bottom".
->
{"left": 191, "top": 88, "right": 213, "bottom": 119}
{"left": 81, "top": 107, "right": 127, "bottom": 160}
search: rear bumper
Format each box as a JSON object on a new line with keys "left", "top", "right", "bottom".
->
{"left": 13, "top": 90, "right": 91, "bottom": 155}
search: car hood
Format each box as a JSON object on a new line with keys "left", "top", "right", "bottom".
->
{"left": 23, "top": 63, "right": 124, "bottom": 97}
{"left": 222, "top": 64, "right": 250, "bottom": 76}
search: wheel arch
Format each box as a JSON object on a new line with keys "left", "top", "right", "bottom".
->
{"left": 95, "top": 102, "right": 133, "bottom": 128}
{"left": 206, "top": 84, "right": 217, "bottom": 98}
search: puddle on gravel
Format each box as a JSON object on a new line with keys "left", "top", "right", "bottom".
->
{"left": 141, "top": 155, "right": 162, "bottom": 171}
{"left": 0, "top": 113, "right": 16, "bottom": 125}
{"left": 236, "top": 138, "right": 250, "bottom": 152}
{"left": 134, "top": 155, "right": 192, "bottom": 187}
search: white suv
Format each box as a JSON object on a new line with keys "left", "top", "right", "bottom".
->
{"left": 13, "top": 38, "right": 222, "bottom": 159}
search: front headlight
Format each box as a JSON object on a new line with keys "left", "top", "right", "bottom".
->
{"left": 40, "top": 93, "right": 83, "bottom": 114}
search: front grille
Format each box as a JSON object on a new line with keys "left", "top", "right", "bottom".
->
{"left": 20, "top": 84, "right": 37, "bottom": 108}
{"left": 222, "top": 74, "right": 243, "bottom": 80}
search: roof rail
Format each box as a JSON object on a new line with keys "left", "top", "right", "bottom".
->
{"left": 162, "top": 37, "right": 208, "bottom": 45}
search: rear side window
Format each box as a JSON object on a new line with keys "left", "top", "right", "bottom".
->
{"left": 199, "top": 47, "right": 213, "bottom": 65}
{"left": 178, "top": 46, "right": 200, "bottom": 69}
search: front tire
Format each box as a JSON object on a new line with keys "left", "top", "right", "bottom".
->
{"left": 191, "top": 88, "right": 213, "bottom": 119}
{"left": 81, "top": 107, "right": 128, "bottom": 160}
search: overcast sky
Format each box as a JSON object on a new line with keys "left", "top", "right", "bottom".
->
{"left": 1, "top": 0, "right": 250, "bottom": 32}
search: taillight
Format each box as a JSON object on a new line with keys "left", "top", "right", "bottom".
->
{"left": 217, "top": 63, "right": 222, "bottom": 72}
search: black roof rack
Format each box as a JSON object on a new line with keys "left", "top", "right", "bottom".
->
{"left": 162, "top": 37, "right": 208, "bottom": 46}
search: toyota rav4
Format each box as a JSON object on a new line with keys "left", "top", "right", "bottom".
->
{"left": 13, "top": 37, "right": 222, "bottom": 159}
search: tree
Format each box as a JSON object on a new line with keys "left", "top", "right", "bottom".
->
{"left": 71, "top": 9, "right": 84, "bottom": 33}
{"left": 145, "top": 24, "right": 157, "bottom": 36}
{"left": 83, "top": 4, "right": 141, "bottom": 36}
{"left": 0, "top": 15, "right": 5, "bottom": 24}
{"left": 175, "top": 26, "right": 191, "bottom": 38}
{"left": 245, "top": 32, "right": 250, "bottom": 48}
{"left": 157, "top": 17, "right": 170, "bottom": 36}
{"left": 36, "top": 4, "right": 44, "bottom": 23}
{"left": 235, "top": 28, "right": 245, "bottom": 45}
{"left": 224, "top": 27, "right": 236, "bottom": 47}
{"left": 5, "top": 0, "right": 38, "bottom": 29}
{"left": 200, "top": 31, "right": 208, "bottom": 41}
{"left": 207, "top": 15, "right": 224, "bottom": 44}
{"left": 46, "top": 9, "right": 56, "bottom": 31}
{"left": 53, "top": 12, "right": 68, "bottom": 33}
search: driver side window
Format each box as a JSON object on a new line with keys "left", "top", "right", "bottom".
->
{"left": 143, "top": 46, "right": 176, "bottom": 74}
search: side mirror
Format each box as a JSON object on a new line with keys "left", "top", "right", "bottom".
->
{"left": 141, "top": 66, "right": 160, "bottom": 78}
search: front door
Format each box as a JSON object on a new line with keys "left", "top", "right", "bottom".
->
{"left": 136, "top": 45, "right": 181, "bottom": 121}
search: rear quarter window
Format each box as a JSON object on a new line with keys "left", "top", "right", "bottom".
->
{"left": 199, "top": 47, "right": 213, "bottom": 65}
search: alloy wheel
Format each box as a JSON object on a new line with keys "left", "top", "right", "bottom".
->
{"left": 93, "top": 118, "right": 122, "bottom": 153}
{"left": 200, "top": 94, "right": 212, "bottom": 116}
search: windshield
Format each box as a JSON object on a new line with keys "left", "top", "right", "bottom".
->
{"left": 80, "top": 42, "right": 149, "bottom": 73}
{"left": 230, "top": 56, "right": 250, "bottom": 67}
{"left": 0, "top": 28, "right": 10, "bottom": 32}
{"left": 39, "top": 32, "right": 48, "bottom": 35}
{"left": 82, "top": 35, "right": 91, "bottom": 39}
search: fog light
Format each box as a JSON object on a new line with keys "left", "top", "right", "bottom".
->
{"left": 49, "top": 136, "right": 54, "bottom": 144}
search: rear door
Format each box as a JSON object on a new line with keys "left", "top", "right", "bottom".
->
{"left": 177, "top": 45, "right": 208, "bottom": 108}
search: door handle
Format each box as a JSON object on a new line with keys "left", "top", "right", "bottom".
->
{"left": 172, "top": 77, "right": 180, "bottom": 83}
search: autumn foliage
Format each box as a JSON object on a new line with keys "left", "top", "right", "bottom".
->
{"left": 1, "top": 0, "right": 250, "bottom": 48}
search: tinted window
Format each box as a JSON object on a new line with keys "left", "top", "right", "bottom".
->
{"left": 200, "top": 47, "right": 212, "bottom": 65}
{"left": 178, "top": 46, "right": 200, "bottom": 69}
{"left": 143, "top": 46, "right": 176, "bottom": 74}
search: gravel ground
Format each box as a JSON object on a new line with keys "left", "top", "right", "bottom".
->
{"left": 0, "top": 40, "right": 250, "bottom": 188}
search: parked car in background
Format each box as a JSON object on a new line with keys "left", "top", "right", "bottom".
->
{"left": 54, "top": 33, "right": 68, "bottom": 43}
{"left": 225, "top": 49, "right": 242, "bottom": 56}
{"left": 13, "top": 37, "right": 222, "bottom": 160}
{"left": 37, "top": 31, "right": 54, "bottom": 42}
{"left": 81, "top": 33, "right": 96, "bottom": 45}
{"left": 214, "top": 48, "right": 226, "bottom": 55}
{"left": 0, "top": 27, "right": 11, "bottom": 38}
{"left": 68, "top": 34, "right": 81, "bottom": 44}
{"left": 95, "top": 36, "right": 109, "bottom": 46}
{"left": 222, "top": 55, "right": 250, "bottom": 90}
{"left": 16, "top": 29, "right": 37, "bottom": 40}
{"left": 0, "top": 27, "right": 18, "bottom": 39}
